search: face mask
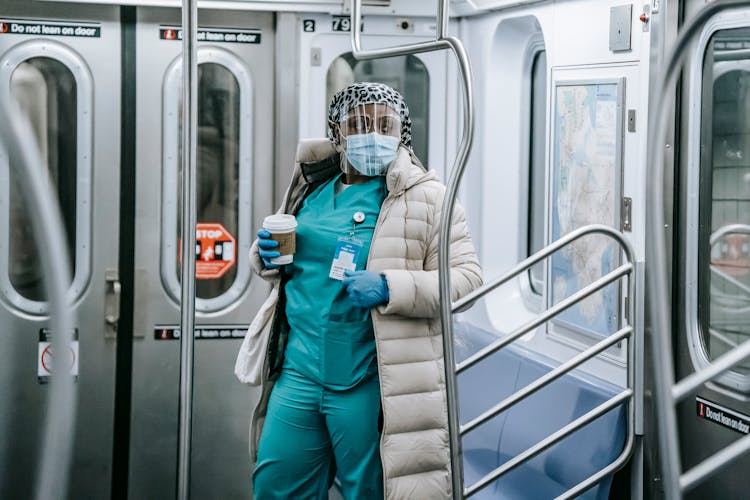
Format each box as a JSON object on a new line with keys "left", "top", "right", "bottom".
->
{"left": 344, "top": 133, "right": 400, "bottom": 176}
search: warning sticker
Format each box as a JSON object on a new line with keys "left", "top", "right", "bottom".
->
{"left": 696, "top": 396, "right": 750, "bottom": 435}
{"left": 159, "top": 26, "right": 261, "bottom": 44}
{"left": 154, "top": 325, "right": 247, "bottom": 340}
{"left": 195, "top": 222, "right": 236, "bottom": 279}
{"left": 0, "top": 19, "right": 101, "bottom": 38}
{"left": 38, "top": 329, "right": 79, "bottom": 384}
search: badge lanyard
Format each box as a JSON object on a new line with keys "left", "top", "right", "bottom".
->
{"left": 329, "top": 211, "right": 366, "bottom": 280}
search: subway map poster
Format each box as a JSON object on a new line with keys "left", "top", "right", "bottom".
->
{"left": 550, "top": 80, "right": 623, "bottom": 338}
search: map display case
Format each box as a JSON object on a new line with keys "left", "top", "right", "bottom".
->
{"left": 549, "top": 79, "right": 625, "bottom": 340}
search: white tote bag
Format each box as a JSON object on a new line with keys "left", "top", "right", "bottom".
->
{"left": 234, "top": 287, "right": 279, "bottom": 386}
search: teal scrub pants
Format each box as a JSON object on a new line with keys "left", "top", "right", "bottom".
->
{"left": 253, "top": 368, "right": 383, "bottom": 500}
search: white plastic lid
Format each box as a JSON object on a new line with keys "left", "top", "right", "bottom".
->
{"left": 262, "top": 214, "right": 297, "bottom": 232}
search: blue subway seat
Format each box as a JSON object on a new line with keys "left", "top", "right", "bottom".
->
{"left": 454, "top": 322, "right": 626, "bottom": 500}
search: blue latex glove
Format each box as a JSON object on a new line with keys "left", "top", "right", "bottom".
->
{"left": 343, "top": 270, "right": 389, "bottom": 308}
{"left": 256, "top": 229, "right": 280, "bottom": 269}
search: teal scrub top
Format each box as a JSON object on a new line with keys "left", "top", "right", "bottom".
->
{"left": 283, "top": 174, "right": 387, "bottom": 390}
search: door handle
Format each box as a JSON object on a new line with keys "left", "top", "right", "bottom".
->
{"left": 105, "top": 269, "right": 121, "bottom": 339}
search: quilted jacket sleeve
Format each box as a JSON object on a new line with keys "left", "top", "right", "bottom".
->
{"left": 378, "top": 184, "right": 482, "bottom": 319}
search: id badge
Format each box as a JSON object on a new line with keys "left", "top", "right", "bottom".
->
{"left": 329, "top": 237, "right": 363, "bottom": 280}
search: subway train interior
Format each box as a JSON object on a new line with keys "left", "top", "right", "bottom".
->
{"left": 2, "top": 0, "right": 750, "bottom": 498}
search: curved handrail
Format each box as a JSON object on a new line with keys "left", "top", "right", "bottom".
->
{"left": 0, "top": 79, "right": 76, "bottom": 499}
{"left": 709, "top": 223, "right": 750, "bottom": 245}
{"left": 456, "top": 223, "right": 637, "bottom": 498}
{"left": 350, "top": 2, "right": 474, "bottom": 497}
{"left": 646, "top": 1, "right": 750, "bottom": 497}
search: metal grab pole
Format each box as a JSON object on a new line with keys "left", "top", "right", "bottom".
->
{"left": 0, "top": 90, "right": 76, "bottom": 499}
{"left": 645, "top": 1, "right": 750, "bottom": 497}
{"left": 176, "top": 0, "right": 198, "bottom": 497}
{"left": 350, "top": 2, "right": 472, "bottom": 497}
{"left": 438, "top": 36, "right": 474, "bottom": 500}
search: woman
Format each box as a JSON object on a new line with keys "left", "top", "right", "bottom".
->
{"left": 250, "top": 82, "right": 482, "bottom": 499}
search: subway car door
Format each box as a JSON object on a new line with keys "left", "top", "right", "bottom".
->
{"left": 129, "top": 7, "right": 273, "bottom": 498}
{"left": 674, "top": 15, "right": 750, "bottom": 499}
{"left": 298, "top": 14, "right": 449, "bottom": 178}
{"left": 0, "top": 1, "right": 121, "bottom": 498}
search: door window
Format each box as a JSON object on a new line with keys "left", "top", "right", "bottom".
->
{"left": 8, "top": 58, "right": 77, "bottom": 302}
{"left": 326, "top": 53, "right": 430, "bottom": 165}
{"left": 178, "top": 63, "right": 240, "bottom": 299}
{"left": 527, "top": 50, "right": 547, "bottom": 295}
{"left": 0, "top": 42, "right": 93, "bottom": 314}
{"left": 162, "top": 48, "right": 253, "bottom": 312}
{"left": 698, "top": 27, "right": 750, "bottom": 376}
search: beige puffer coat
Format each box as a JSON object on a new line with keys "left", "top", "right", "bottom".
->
{"left": 249, "top": 138, "right": 482, "bottom": 499}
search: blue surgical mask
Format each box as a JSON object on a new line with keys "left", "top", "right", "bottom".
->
{"left": 344, "top": 133, "right": 400, "bottom": 176}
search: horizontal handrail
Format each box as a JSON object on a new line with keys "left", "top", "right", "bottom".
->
{"left": 465, "top": 389, "right": 633, "bottom": 497}
{"left": 352, "top": 36, "right": 453, "bottom": 58}
{"left": 453, "top": 224, "right": 636, "bottom": 313}
{"left": 352, "top": 0, "right": 452, "bottom": 59}
{"left": 710, "top": 223, "right": 750, "bottom": 245}
{"left": 681, "top": 432, "right": 750, "bottom": 492}
{"left": 715, "top": 47, "right": 750, "bottom": 61}
{"left": 461, "top": 326, "right": 632, "bottom": 435}
{"left": 457, "top": 263, "right": 632, "bottom": 374}
{"left": 710, "top": 266, "right": 750, "bottom": 297}
{"left": 672, "top": 337, "right": 750, "bottom": 402}
{"left": 709, "top": 328, "right": 740, "bottom": 349}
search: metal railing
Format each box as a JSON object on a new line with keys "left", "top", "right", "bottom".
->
{"left": 453, "top": 224, "right": 638, "bottom": 498}
{"left": 646, "top": 1, "right": 750, "bottom": 498}
{"left": 0, "top": 72, "right": 77, "bottom": 500}
{"left": 351, "top": 3, "right": 638, "bottom": 498}
{"left": 350, "top": 1, "right": 474, "bottom": 497}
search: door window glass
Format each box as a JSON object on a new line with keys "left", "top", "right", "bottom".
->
{"left": 177, "top": 63, "right": 240, "bottom": 299}
{"left": 699, "top": 28, "right": 750, "bottom": 374}
{"left": 326, "top": 53, "right": 430, "bottom": 165}
{"left": 8, "top": 58, "right": 77, "bottom": 301}
{"left": 528, "top": 50, "right": 547, "bottom": 295}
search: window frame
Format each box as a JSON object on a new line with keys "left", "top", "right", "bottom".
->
{"left": 543, "top": 76, "right": 626, "bottom": 362}
{"left": 161, "top": 46, "right": 253, "bottom": 313}
{"left": 0, "top": 40, "right": 94, "bottom": 315}
{"left": 686, "top": 13, "right": 750, "bottom": 392}
{"left": 519, "top": 36, "right": 547, "bottom": 312}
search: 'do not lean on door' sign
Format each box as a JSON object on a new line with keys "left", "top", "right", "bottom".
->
{"left": 195, "top": 222, "right": 236, "bottom": 280}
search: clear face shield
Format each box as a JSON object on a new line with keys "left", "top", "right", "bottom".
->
{"left": 337, "top": 103, "right": 402, "bottom": 177}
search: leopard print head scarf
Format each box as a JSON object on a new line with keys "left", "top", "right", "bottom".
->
{"left": 327, "top": 82, "right": 412, "bottom": 150}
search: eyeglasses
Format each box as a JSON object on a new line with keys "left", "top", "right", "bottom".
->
{"left": 343, "top": 114, "right": 401, "bottom": 136}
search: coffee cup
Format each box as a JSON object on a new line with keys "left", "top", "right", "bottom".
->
{"left": 262, "top": 214, "right": 297, "bottom": 265}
